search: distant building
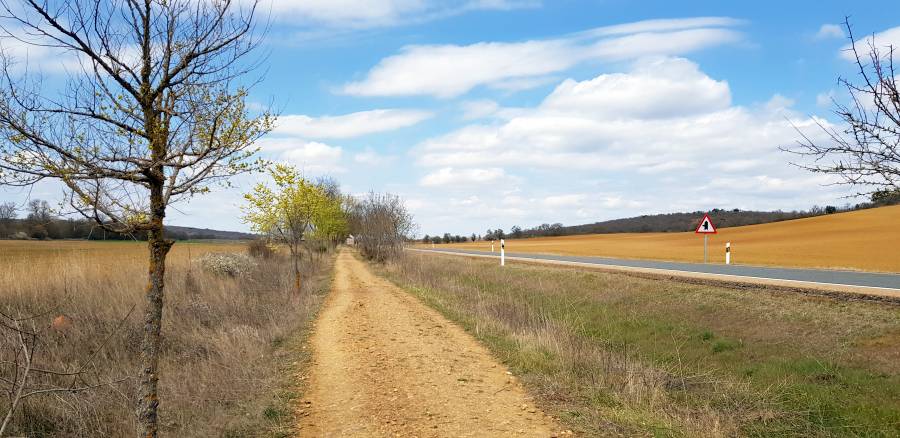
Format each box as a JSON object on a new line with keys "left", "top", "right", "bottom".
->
{"left": 345, "top": 234, "right": 355, "bottom": 245}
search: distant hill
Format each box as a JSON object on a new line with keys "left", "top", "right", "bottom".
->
{"left": 165, "top": 225, "right": 255, "bottom": 240}
{"left": 560, "top": 209, "right": 807, "bottom": 235}
{"left": 432, "top": 192, "right": 900, "bottom": 244}
{"left": 477, "top": 209, "right": 814, "bottom": 242}
{"left": 0, "top": 217, "right": 255, "bottom": 241}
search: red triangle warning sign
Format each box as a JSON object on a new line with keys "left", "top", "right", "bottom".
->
{"left": 695, "top": 213, "right": 717, "bottom": 234}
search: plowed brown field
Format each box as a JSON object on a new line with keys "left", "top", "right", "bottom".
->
{"left": 434, "top": 205, "right": 900, "bottom": 273}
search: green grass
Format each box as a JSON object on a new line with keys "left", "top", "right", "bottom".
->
{"left": 379, "top": 253, "right": 900, "bottom": 437}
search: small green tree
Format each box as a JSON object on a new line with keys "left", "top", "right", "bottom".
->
{"left": 243, "top": 164, "right": 344, "bottom": 290}
{"left": 311, "top": 190, "right": 349, "bottom": 248}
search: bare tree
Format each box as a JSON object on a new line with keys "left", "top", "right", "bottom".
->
{"left": 0, "top": 1, "right": 272, "bottom": 435}
{"left": 0, "top": 201, "right": 15, "bottom": 222}
{"left": 350, "top": 192, "right": 415, "bottom": 262}
{"left": 26, "top": 199, "right": 51, "bottom": 223}
{"left": 315, "top": 175, "right": 342, "bottom": 200}
{"left": 786, "top": 19, "right": 900, "bottom": 196}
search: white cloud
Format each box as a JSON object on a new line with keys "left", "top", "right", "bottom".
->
{"left": 487, "top": 75, "right": 560, "bottom": 92}
{"left": 586, "top": 28, "right": 742, "bottom": 61}
{"left": 274, "top": 109, "right": 432, "bottom": 139}
{"left": 816, "top": 91, "right": 836, "bottom": 108}
{"left": 460, "top": 99, "right": 501, "bottom": 120}
{"left": 579, "top": 17, "right": 744, "bottom": 38}
{"left": 816, "top": 24, "right": 844, "bottom": 40}
{"left": 764, "top": 94, "right": 795, "bottom": 112}
{"left": 411, "top": 57, "right": 847, "bottom": 230}
{"left": 341, "top": 17, "right": 744, "bottom": 98}
{"left": 0, "top": 35, "right": 86, "bottom": 73}
{"left": 248, "top": 0, "right": 539, "bottom": 29}
{"left": 279, "top": 141, "right": 345, "bottom": 174}
{"left": 541, "top": 57, "right": 730, "bottom": 119}
{"left": 713, "top": 159, "right": 763, "bottom": 172}
{"left": 409, "top": 189, "right": 649, "bottom": 235}
{"left": 542, "top": 194, "right": 586, "bottom": 208}
{"left": 420, "top": 167, "right": 509, "bottom": 187}
{"left": 342, "top": 39, "right": 578, "bottom": 98}
{"left": 258, "top": 108, "right": 425, "bottom": 176}
{"left": 841, "top": 26, "right": 900, "bottom": 61}
{"left": 416, "top": 57, "right": 824, "bottom": 171}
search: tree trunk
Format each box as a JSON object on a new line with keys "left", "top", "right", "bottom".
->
{"left": 136, "top": 211, "right": 173, "bottom": 437}
{"left": 292, "top": 244, "right": 301, "bottom": 293}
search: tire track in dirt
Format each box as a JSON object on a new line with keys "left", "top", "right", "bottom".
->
{"left": 298, "top": 249, "right": 564, "bottom": 437}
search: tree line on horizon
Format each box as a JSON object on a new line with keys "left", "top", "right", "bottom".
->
{"left": 0, "top": 199, "right": 250, "bottom": 241}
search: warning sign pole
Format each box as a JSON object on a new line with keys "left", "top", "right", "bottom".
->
{"left": 704, "top": 234, "right": 708, "bottom": 264}
{"left": 695, "top": 213, "right": 718, "bottom": 264}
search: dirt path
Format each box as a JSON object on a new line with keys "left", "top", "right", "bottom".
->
{"left": 298, "top": 249, "right": 564, "bottom": 437}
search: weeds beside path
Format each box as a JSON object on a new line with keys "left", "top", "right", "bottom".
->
{"left": 380, "top": 252, "right": 900, "bottom": 437}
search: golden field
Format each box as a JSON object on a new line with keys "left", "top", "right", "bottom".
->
{"left": 434, "top": 204, "right": 900, "bottom": 273}
{"left": 0, "top": 239, "right": 333, "bottom": 436}
{"left": 0, "top": 239, "right": 247, "bottom": 265}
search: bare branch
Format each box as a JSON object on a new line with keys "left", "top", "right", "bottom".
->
{"left": 784, "top": 18, "right": 900, "bottom": 198}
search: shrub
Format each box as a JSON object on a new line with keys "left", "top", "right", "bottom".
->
{"left": 198, "top": 252, "right": 256, "bottom": 277}
{"left": 247, "top": 239, "right": 275, "bottom": 259}
{"left": 29, "top": 224, "right": 48, "bottom": 239}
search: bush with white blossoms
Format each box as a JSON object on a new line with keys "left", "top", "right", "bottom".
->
{"left": 198, "top": 252, "right": 257, "bottom": 277}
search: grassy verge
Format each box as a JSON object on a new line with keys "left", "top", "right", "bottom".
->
{"left": 1, "top": 242, "right": 335, "bottom": 437}
{"left": 378, "top": 253, "right": 900, "bottom": 437}
{"left": 223, "top": 251, "right": 335, "bottom": 438}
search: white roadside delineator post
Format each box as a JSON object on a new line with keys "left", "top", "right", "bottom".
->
{"left": 491, "top": 240, "right": 494, "bottom": 253}
{"left": 725, "top": 242, "right": 731, "bottom": 265}
{"left": 500, "top": 239, "right": 505, "bottom": 266}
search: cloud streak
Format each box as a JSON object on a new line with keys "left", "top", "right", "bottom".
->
{"left": 273, "top": 109, "right": 433, "bottom": 139}
{"left": 341, "top": 17, "right": 744, "bottom": 98}
{"left": 841, "top": 25, "right": 900, "bottom": 61}
{"left": 247, "top": 0, "right": 540, "bottom": 29}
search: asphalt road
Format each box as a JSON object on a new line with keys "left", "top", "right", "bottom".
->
{"left": 410, "top": 248, "right": 900, "bottom": 292}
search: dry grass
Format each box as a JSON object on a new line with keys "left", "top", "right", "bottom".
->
{"left": 0, "top": 240, "right": 334, "bottom": 437}
{"left": 432, "top": 205, "right": 900, "bottom": 272}
{"left": 380, "top": 252, "right": 900, "bottom": 437}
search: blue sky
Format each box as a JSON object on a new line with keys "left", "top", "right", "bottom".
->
{"left": 3, "top": 1, "right": 899, "bottom": 235}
